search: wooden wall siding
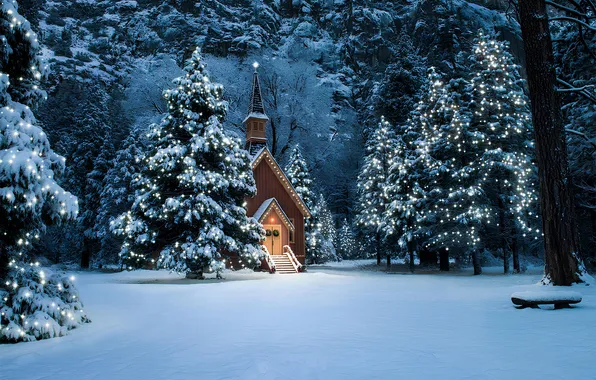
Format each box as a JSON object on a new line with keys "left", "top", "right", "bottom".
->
{"left": 245, "top": 117, "right": 267, "bottom": 143}
{"left": 247, "top": 160, "right": 305, "bottom": 263}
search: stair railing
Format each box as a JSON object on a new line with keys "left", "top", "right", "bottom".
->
{"left": 283, "top": 245, "right": 302, "bottom": 273}
{"left": 262, "top": 246, "right": 276, "bottom": 273}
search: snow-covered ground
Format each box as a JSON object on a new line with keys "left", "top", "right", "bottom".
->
{"left": 1, "top": 266, "right": 595, "bottom": 380}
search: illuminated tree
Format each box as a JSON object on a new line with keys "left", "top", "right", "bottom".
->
{"left": 284, "top": 145, "right": 314, "bottom": 209}
{"left": 464, "top": 32, "right": 539, "bottom": 273}
{"left": 1, "top": 0, "right": 86, "bottom": 342}
{"left": 308, "top": 193, "right": 337, "bottom": 263}
{"left": 112, "top": 48, "right": 265, "bottom": 277}
{"left": 284, "top": 145, "right": 318, "bottom": 261}
{"left": 414, "top": 38, "right": 540, "bottom": 275}
{"left": 355, "top": 118, "right": 399, "bottom": 265}
{"left": 336, "top": 218, "right": 357, "bottom": 260}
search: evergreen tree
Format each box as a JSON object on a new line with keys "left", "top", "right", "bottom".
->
{"left": 308, "top": 193, "right": 337, "bottom": 264}
{"left": 94, "top": 127, "right": 149, "bottom": 267}
{"left": 411, "top": 38, "right": 539, "bottom": 275}
{"left": 375, "top": 31, "right": 427, "bottom": 126}
{"left": 336, "top": 218, "right": 357, "bottom": 260}
{"left": 552, "top": 17, "right": 596, "bottom": 264}
{"left": 382, "top": 124, "right": 421, "bottom": 271}
{"left": 463, "top": 32, "right": 539, "bottom": 272}
{"left": 284, "top": 144, "right": 319, "bottom": 263}
{"left": 112, "top": 48, "right": 265, "bottom": 277}
{"left": 284, "top": 145, "right": 314, "bottom": 209}
{"left": 355, "top": 117, "right": 399, "bottom": 265}
{"left": 0, "top": 0, "right": 87, "bottom": 342}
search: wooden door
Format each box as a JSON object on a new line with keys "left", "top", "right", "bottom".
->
{"left": 264, "top": 224, "right": 282, "bottom": 255}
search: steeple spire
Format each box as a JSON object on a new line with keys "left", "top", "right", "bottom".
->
{"left": 247, "top": 62, "right": 267, "bottom": 117}
{"left": 244, "top": 62, "right": 269, "bottom": 151}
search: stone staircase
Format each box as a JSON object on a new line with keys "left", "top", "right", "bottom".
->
{"left": 271, "top": 254, "right": 298, "bottom": 274}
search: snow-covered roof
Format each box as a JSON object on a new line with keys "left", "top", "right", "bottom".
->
{"left": 243, "top": 112, "right": 269, "bottom": 123}
{"left": 248, "top": 145, "right": 266, "bottom": 163}
{"left": 250, "top": 147, "right": 311, "bottom": 218}
{"left": 253, "top": 198, "right": 295, "bottom": 231}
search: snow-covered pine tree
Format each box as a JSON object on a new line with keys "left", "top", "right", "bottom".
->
{"left": 463, "top": 32, "right": 539, "bottom": 273}
{"left": 381, "top": 120, "right": 421, "bottom": 271}
{"left": 375, "top": 31, "right": 427, "bottom": 126}
{"left": 95, "top": 127, "right": 149, "bottom": 267}
{"left": 284, "top": 144, "right": 319, "bottom": 262}
{"left": 552, "top": 16, "right": 596, "bottom": 265}
{"left": 308, "top": 193, "right": 337, "bottom": 264}
{"left": 336, "top": 218, "right": 357, "bottom": 260}
{"left": 112, "top": 48, "right": 265, "bottom": 278}
{"left": 284, "top": 145, "right": 314, "bottom": 209}
{"left": 1, "top": 0, "right": 88, "bottom": 342}
{"left": 355, "top": 117, "right": 399, "bottom": 265}
{"left": 408, "top": 68, "right": 476, "bottom": 269}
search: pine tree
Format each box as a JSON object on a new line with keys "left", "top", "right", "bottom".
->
{"left": 284, "top": 145, "right": 314, "bottom": 209}
{"left": 284, "top": 144, "right": 319, "bottom": 262}
{"left": 95, "top": 127, "right": 149, "bottom": 267}
{"left": 463, "top": 32, "right": 539, "bottom": 273}
{"left": 308, "top": 193, "right": 337, "bottom": 264}
{"left": 336, "top": 218, "right": 357, "bottom": 260}
{"left": 375, "top": 31, "right": 427, "bottom": 126}
{"left": 382, "top": 124, "right": 420, "bottom": 271}
{"left": 112, "top": 48, "right": 265, "bottom": 277}
{"left": 355, "top": 117, "right": 399, "bottom": 265}
{"left": 1, "top": 0, "right": 87, "bottom": 342}
{"left": 411, "top": 66, "right": 482, "bottom": 265}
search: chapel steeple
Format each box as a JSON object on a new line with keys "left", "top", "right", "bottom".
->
{"left": 244, "top": 62, "right": 269, "bottom": 152}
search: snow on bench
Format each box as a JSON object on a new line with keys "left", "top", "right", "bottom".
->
{"left": 511, "top": 290, "right": 582, "bottom": 309}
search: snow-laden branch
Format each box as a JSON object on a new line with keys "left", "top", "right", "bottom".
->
{"left": 549, "top": 16, "right": 596, "bottom": 30}
{"left": 565, "top": 128, "right": 596, "bottom": 150}
{"left": 557, "top": 78, "right": 596, "bottom": 104}
{"left": 557, "top": 84, "right": 596, "bottom": 92}
{"left": 545, "top": 0, "right": 592, "bottom": 19}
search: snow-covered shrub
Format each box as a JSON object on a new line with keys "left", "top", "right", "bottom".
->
{"left": 0, "top": 261, "right": 89, "bottom": 343}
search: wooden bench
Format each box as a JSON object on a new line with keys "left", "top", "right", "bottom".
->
{"left": 511, "top": 291, "right": 582, "bottom": 309}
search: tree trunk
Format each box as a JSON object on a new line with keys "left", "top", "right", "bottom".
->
{"left": 81, "top": 237, "right": 92, "bottom": 269}
{"left": 518, "top": 0, "right": 585, "bottom": 285}
{"left": 376, "top": 233, "right": 381, "bottom": 266}
{"left": 0, "top": 245, "right": 8, "bottom": 284}
{"left": 497, "top": 191, "right": 509, "bottom": 274}
{"left": 590, "top": 209, "right": 596, "bottom": 264}
{"left": 472, "top": 250, "right": 482, "bottom": 275}
{"left": 386, "top": 254, "right": 391, "bottom": 270}
{"left": 512, "top": 235, "right": 520, "bottom": 273}
{"left": 407, "top": 218, "right": 415, "bottom": 273}
{"left": 439, "top": 249, "right": 449, "bottom": 272}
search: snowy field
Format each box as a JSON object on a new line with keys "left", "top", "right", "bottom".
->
{"left": 1, "top": 266, "right": 595, "bottom": 380}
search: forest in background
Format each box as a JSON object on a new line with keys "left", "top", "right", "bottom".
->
{"left": 10, "top": 0, "right": 594, "bottom": 269}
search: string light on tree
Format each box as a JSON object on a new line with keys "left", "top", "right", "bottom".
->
{"left": 111, "top": 48, "right": 265, "bottom": 279}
